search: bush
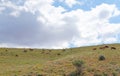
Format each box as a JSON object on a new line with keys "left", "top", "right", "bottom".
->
{"left": 94, "top": 72, "right": 102, "bottom": 76}
{"left": 37, "top": 74, "right": 43, "bottom": 76}
{"left": 72, "top": 60, "right": 84, "bottom": 67}
{"left": 99, "top": 55, "right": 105, "bottom": 61}
{"left": 112, "top": 72, "right": 118, "bottom": 76}
{"left": 15, "top": 54, "right": 18, "bottom": 57}
{"left": 62, "top": 49, "right": 66, "bottom": 52}
{"left": 69, "top": 71, "right": 77, "bottom": 76}
{"left": 102, "top": 72, "right": 108, "bottom": 76}
{"left": 72, "top": 60, "right": 84, "bottom": 75}
{"left": 57, "top": 53, "right": 61, "bottom": 55}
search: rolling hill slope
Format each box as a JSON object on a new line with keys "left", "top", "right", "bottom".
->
{"left": 0, "top": 44, "right": 120, "bottom": 76}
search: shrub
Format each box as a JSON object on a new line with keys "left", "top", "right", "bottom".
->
{"left": 49, "top": 50, "right": 52, "bottom": 52}
{"left": 99, "top": 55, "right": 105, "bottom": 61}
{"left": 15, "top": 54, "right": 18, "bottom": 57}
{"left": 115, "top": 68, "right": 120, "bottom": 73}
{"left": 73, "top": 60, "right": 84, "bottom": 67}
{"left": 112, "top": 72, "right": 118, "bottom": 76}
{"left": 69, "top": 71, "right": 77, "bottom": 76}
{"left": 62, "top": 49, "right": 66, "bottom": 52}
{"left": 72, "top": 60, "right": 84, "bottom": 75}
{"left": 5, "top": 50, "right": 8, "bottom": 52}
{"left": 102, "top": 72, "right": 108, "bottom": 76}
{"left": 57, "top": 53, "right": 61, "bottom": 55}
{"left": 94, "top": 72, "right": 102, "bottom": 76}
{"left": 37, "top": 74, "right": 43, "bottom": 76}
{"left": 87, "top": 68, "right": 95, "bottom": 72}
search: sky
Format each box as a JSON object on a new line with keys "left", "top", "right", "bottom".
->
{"left": 0, "top": 0, "right": 120, "bottom": 49}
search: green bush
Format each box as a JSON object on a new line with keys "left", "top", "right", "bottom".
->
{"left": 72, "top": 60, "right": 84, "bottom": 67}
{"left": 102, "top": 72, "right": 108, "bottom": 76}
{"left": 72, "top": 60, "right": 84, "bottom": 75}
{"left": 99, "top": 55, "right": 105, "bottom": 61}
{"left": 112, "top": 72, "right": 118, "bottom": 76}
{"left": 94, "top": 72, "right": 102, "bottom": 76}
{"left": 69, "top": 71, "right": 77, "bottom": 76}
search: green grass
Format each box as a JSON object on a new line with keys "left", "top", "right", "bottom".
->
{"left": 0, "top": 44, "right": 120, "bottom": 76}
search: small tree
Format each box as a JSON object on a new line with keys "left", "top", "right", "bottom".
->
{"left": 72, "top": 60, "right": 84, "bottom": 75}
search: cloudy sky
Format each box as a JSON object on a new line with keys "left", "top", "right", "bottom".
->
{"left": 0, "top": 0, "right": 120, "bottom": 49}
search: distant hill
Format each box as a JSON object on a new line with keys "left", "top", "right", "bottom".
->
{"left": 0, "top": 44, "right": 120, "bottom": 76}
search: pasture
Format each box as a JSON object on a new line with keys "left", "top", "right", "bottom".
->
{"left": 0, "top": 44, "right": 120, "bottom": 76}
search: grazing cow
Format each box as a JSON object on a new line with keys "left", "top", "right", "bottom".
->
{"left": 23, "top": 50, "right": 27, "bottom": 52}
{"left": 104, "top": 45, "right": 109, "bottom": 48}
{"left": 111, "top": 47, "right": 116, "bottom": 50}
{"left": 99, "top": 45, "right": 109, "bottom": 50}
{"left": 99, "top": 47, "right": 105, "bottom": 50}
{"left": 93, "top": 48, "right": 97, "bottom": 50}
{"left": 99, "top": 47, "right": 103, "bottom": 49}
{"left": 29, "top": 48, "right": 33, "bottom": 51}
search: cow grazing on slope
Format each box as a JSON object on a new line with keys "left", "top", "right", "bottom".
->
{"left": 93, "top": 48, "right": 97, "bottom": 50}
{"left": 111, "top": 47, "right": 116, "bottom": 50}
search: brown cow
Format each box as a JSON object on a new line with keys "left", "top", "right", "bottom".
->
{"left": 93, "top": 48, "right": 97, "bottom": 50}
{"left": 111, "top": 47, "right": 116, "bottom": 50}
{"left": 99, "top": 45, "right": 109, "bottom": 50}
{"left": 23, "top": 50, "right": 27, "bottom": 52}
{"left": 29, "top": 48, "right": 34, "bottom": 51}
{"left": 104, "top": 45, "right": 109, "bottom": 48}
{"left": 99, "top": 47, "right": 105, "bottom": 50}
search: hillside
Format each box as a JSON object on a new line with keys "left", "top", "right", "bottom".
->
{"left": 0, "top": 44, "right": 120, "bottom": 76}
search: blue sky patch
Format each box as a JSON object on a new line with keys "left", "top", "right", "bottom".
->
{"left": 109, "top": 15, "right": 120, "bottom": 23}
{"left": 53, "top": 0, "right": 120, "bottom": 11}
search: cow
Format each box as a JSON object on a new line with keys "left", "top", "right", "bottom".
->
{"left": 99, "top": 47, "right": 105, "bottom": 50}
{"left": 104, "top": 45, "right": 109, "bottom": 48}
{"left": 99, "top": 45, "right": 109, "bottom": 50}
{"left": 93, "top": 48, "right": 97, "bottom": 50}
{"left": 29, "top": 48, "right": 34, "bottom": 51}
{"left": 111, "top": 47, "right": 116, "bottom": 50}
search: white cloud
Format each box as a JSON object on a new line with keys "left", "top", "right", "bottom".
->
{"left": 0, "top": 7, "right": 5, "bottom": 13}
{"left": 65, "top": 0, "right": 81, "bottom": 7}
{"left": 65, "top": 3, "right": 120, "bottom": 47}
{"left": 59, "top": 0, "right": 83, "bottom": 7}
{"left": 10, "top": 11, "right": 20, "bottom": 17}
{"left": 0, "top": 0, "right": 25, "bottom": 17}
{"left": 0, "top": 1, "right": 120, "bottom": 48}
{"left": 24, "top": 0, "right": 53, "bottom": 13}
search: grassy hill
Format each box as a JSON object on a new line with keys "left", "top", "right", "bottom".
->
{"left": 0, "top": 44, "right": 120, "bottom": 76}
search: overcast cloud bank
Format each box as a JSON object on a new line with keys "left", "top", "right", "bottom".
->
{"left": 0, "top": 0, "right": 120, "bottom": 49}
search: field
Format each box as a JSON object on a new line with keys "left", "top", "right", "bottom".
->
{"left": 0, "top": 44, "right": 120, "bottom": 76}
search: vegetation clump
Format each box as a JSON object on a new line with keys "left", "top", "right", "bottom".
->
{"left": 94, "top": 72, "right": 102, "bottom": 76}
{"left": 72, "top": 60, "right": 84, "bottom": 75}
{"left": 57, "top": 53, "right": 61, "bottom": 55}
{"left": 37, "top": 74, "right": 43, "bottom": 76}
{"left": 112, "top": 72, "right": 118, "bottom": 76}
{"left": 99, "top": 55, "right": 105, "bottom": 61}
{"left": 102, "top": 72, "right": 108, "bottom": 76}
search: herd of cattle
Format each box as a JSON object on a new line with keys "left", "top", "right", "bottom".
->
{"left": 93, "top": 45, "right": 116, "bottom": 50}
